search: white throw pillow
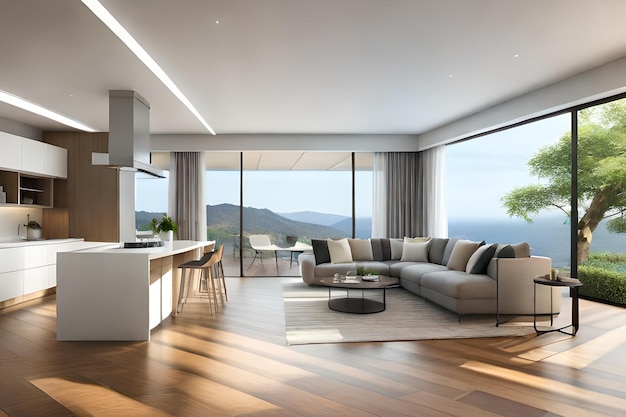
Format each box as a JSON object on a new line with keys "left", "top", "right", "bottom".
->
{"left": 446, "top": 240, "right": 481, "bottom": 271}
{"left": 348, "top": 238, "right": 373, "bottom": 261}
{"left": 400, "top": 241, "right": 430, "bottom": 262}
{"left": 327, "top": 238, "right": 353, "bottom": 264}
{"left": 403, "top": 236, "right": 431, "bottom": 243}
{"left": 390, "top": 239, "right": 403, "bottom": 260}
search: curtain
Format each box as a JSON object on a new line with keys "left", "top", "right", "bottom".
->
{"left": 385, "top": 152, "right": 421, "bottom": 237}
{"left": 374, "top": 146, "right": 447, "bottom": 238}
{"left": 169, "top": 152, "right": 207, "bottom": 241}
{"left": 420, "top": 145, "right": 447, "bottom": 238}
{"left": 371, "top": 152, "right": 387, "bottom": 238}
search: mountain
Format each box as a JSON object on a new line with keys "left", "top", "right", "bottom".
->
{"left": 207, "top": 203, "right": 348, "bottom": 239}
{"left": 278, "top": 211, "right": 349, "bottom": 226}
{"left": 331, "top": 217, "right": 373, "bottom": 239}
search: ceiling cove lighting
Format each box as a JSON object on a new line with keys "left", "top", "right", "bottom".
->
{"left": 0, "top": 90, "right": 97, "bottom": 132}
{"left": 81, "top": 0, "right": 216, "bottom": 135}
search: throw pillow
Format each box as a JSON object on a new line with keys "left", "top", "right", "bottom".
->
{"left": 311, "top": 239, "right": 330, "bottom": 265}
{"left": 327, "top": 238, "right": 353, "bottom": 264}
{"left": 390, "top": 238, "right": 403, "bottom": 260}
{"left": 380, "top": 238, "right": 392, "bottom": 260}
{"left": 370, "top": 238, "right": 384, "bottom": 261}
{"left": 428, "top": 237, "right": 449, "bottom": 265}
{"left": 441, "top": 238, "right": 459, "bottom": 265}
{"left": 348, "top": 238, "right": 374, "bottom": 261}
{"left": 400, "top": 241, "right": 430, "bottom": 262}
{"left": 495, "top": 244, "right": 515, "bottom": 258}
{"left": 404, "top": 236, "right": 431, "bottom": 243}
{"left": 446, "top": 240, "right": 480, "bottom": 271}
{"left": 511, "top": 242, "right": 531, "bottom": 257}
{"left": 466, "top": 244, "right": 497, "bottom": 274}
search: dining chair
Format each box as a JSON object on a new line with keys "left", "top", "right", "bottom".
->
{"left": 248, "top": 234, "right": 279, "bottom": 271}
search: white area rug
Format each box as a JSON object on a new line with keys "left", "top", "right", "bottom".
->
{"left": 283, "top": 281, "right": 536, "bottom": 345}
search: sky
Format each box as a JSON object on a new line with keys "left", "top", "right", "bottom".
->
{"left": 136, "top": 113, "right": 571, "bottom": 219}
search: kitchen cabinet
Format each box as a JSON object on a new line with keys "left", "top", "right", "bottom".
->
{"left": 0, "top": 239, "right": 110, "bottom": 308}
{"left": 0, "top": 170, "right": 53, "bottom": 207}
{"left": 0, "top": 132, "right": 22, "bottom": 171}
{"left": 0, "top": 132, "right": 67, "bottom": 179}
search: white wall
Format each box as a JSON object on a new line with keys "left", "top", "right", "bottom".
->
{"left": 0, "top": 207, "right": 43, "bottom": 241}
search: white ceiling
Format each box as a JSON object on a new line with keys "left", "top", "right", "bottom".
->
{"left": 2, "top": 0, "right": 626, "bottom": 137}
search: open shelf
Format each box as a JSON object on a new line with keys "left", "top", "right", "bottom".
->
{"left": 0, "top": 170, "right": 53, "bottom": 207}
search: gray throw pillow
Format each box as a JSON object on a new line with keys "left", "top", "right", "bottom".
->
{"left": 466, "top": 244, "right": 497, "bottom": 274}
{"left": 428, "top": 238, "right": 449, "bottom": 265}
{"left": 496, "top": 244, "right": 515, "bottom": 258}
{"left": 311, "top": 239, "right": 330, "bottom": 265}
{"left": 442, "top": 238, "right": 459, "bottom": 265}
{"left": 380, "top": 238, "right": 392, "bottom": 260}
{"left": 370, "top": 238, "right": 384, "bottom": 261}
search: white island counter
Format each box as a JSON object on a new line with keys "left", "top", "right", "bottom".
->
{"left": 56, "top": 240, "right": 214, "bottom": 341}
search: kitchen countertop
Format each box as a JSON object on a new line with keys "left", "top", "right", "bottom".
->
{"left": 0, "top": 238, "right": 85, "bottom": 249}
{"left": 69, "top": 240, "right": 215, "bottom": 260}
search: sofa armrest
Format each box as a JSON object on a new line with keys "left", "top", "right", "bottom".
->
{"left": 299, "top": 252, "right": 317, "bottom": 285}
{"left": 492, "top": 256, "right": 560, "bottom": 315}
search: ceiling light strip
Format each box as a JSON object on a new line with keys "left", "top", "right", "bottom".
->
{"left": 0, "top": 90, "right": 97, "bottom": 132}
{"left": 81, "top": 0, "right": 216, "bottom": 135}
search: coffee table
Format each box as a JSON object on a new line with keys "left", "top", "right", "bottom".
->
{"left": 319, "top": 275, "right": 399, "bottom": 314}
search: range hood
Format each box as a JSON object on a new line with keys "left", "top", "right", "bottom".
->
{"left": 92, "top": 90, "right": 165, "bottom": 178}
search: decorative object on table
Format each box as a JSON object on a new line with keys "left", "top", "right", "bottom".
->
{"left": 357, "top": 266, "right": 380, "bottom": 281}
{"left": 151, "top": 214, "right": 178, "bottom": 241}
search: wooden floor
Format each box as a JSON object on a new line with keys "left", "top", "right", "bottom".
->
{"left": 1, "top": 278, "right": 626, "bottom": 417}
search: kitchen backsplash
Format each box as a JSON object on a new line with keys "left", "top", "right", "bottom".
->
{"left": 0, "top": 207, "right": 43, "bottom": 241}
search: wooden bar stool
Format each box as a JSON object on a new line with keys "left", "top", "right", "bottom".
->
{"left": 177, "top": 248, "right": 220, "bottom": 315}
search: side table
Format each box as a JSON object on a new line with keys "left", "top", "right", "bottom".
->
{"left": 533, "top": 276, "right": 583, "bottom": 336}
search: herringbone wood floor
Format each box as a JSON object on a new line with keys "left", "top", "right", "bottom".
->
{"left": 1, "top": 277, "right": 625, "bottom": 416}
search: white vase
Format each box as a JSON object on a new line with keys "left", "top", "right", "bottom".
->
{"left": 159, "top": 230, "right": 174, "bottom": 241}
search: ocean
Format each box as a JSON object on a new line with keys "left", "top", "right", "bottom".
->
{"left": 449, "top": 216, "right": 626, "bottom": 268}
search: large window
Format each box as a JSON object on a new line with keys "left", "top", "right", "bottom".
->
{"left": 446, "top": 114, "right": 572, "bottom": 269}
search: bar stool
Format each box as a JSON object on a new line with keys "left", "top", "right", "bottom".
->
{"left": 211, "top": 244, "right": 227, "bottom": 302}
{"left": 177, "top": 246, "right": 221, "bottom": 315}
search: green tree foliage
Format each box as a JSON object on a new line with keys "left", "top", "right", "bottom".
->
{"left": 501, "top": 100, "right": 626, "bottom": 262}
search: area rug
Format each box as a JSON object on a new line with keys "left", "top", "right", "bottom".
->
{"left": 282, "top": 281, "right": 536, "bottom": 345}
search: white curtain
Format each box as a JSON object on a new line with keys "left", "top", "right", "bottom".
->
{"left": 420, "top": 145, "right": 447, "bottom": 238}
{"left": 371, "top": 152, "right": 387, "bottom": 238}
{"left": 169, "top": 152, "right": 207, "bottom": 241}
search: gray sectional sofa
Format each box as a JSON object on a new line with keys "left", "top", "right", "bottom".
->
{"left": 299, "top": 237, "right": 561, "bottom": 319}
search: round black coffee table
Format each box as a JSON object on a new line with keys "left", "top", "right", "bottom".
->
{"left": 319, "top": 275, "right": 399, "bottom": 314}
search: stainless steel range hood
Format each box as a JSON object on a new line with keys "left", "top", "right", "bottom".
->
{"left": 92, "top": 90, "right": 165, "bottom": 178}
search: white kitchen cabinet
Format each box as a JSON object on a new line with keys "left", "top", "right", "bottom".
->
{"left": 43, "top": 143, "right": 67, "bottom": 178}
{"left": 24, "top": 266, "right": 50, "bottom": 294}
{"left": 21, "top": 139, "right": 45, "bottom": 175}
{"left": 0, "top": 132, "right": 22, "bottom": 171}
{"left": 0, "top": 247, "right": 25, "bottom": 273}
{"left": 0, "top": 270, "right": 24, "bottom": 301}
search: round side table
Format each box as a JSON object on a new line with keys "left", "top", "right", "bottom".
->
{"left": 533, "top": 276, "right": 583, "bottom": 336}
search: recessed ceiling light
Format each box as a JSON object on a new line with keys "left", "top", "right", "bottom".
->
{"left": 81, "top": 0, "right": 216, "bottom": 135}
{"left": 0, "top": 90, "right": 97, "bottom": 132}
{"left": 448, "top": 74, "right": 453, "bottom": 78}
{"left": 215, "top": 20, "right": 220, "bottom": 24}
{"left": 513, "top": 54, "right": 519, "bottom": 58}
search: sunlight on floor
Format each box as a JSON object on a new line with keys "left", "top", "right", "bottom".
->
{"left": 30, "top": 377, "right": 173, "bottom": 417}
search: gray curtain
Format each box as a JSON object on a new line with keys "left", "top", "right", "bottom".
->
{"left": 168, "top": 152, "right": 206, "bottom": 240}
{"left": 385, "top": 152, "right": 423, "bottom": 238}
{"left": 373, "top": 147, "right": 446, "bottom": 238}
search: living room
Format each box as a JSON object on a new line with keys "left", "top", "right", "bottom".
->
{"left": 2, "top": 1, "right": 626, "bottom": 415}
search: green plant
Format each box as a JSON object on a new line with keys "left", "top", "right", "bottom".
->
{"left": 357, "top": 266, "right": 378, "bottom": 276}
{"left": 579, "top": 252, "right": 626, "bottom": 306}
{"left": 151, "top": 214, "right": 178, "bottom": 233}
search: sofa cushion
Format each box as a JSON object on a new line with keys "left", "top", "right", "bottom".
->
{"left": 371, "top": 238, "right": 383, "bottom": 261}
{"left": 390, "top": 239, "right": 403, "bottom": 260}
{"left": 355, "top": 261, "right": 391, "bottom": 276}
{"left": 348, "top": 238, "right": 374, "bottom": 261}
{"left": 495, "top": 244, "right": 515, "bottom": 258}
{"left": 446, "top": 240, "right": 480, "bottom": 271}
{"left": 441, "top": 238, "right": 459, "bottom": 265}
{"left": 404, "top": 236, "right": 431, "bottom": 243}
{"left": 421, "top": 270, "right": 497, "bottom": 300}
{"left": 311, "top": 239, "right": 330, "bottom": 265}
{"left": 511, "top": 242, "right": 531, "bottom": 257}
{"left": 327, "top": 238, "right": 353, "bottom": 264}
{"left": 428, "top": 238, "right": 449, "bottom": 265}
{"left": 466, "top": 244, "right": 497, "bottom": 274}
{"left": 401, "top": 241, "right": 430, "bottom": 262}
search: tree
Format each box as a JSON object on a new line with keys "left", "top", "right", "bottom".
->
{"left": 501, "top": 100, "right": 626, "bottom": 263}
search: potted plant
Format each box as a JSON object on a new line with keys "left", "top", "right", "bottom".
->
{"left": 151, "top": 214, "right": 178, "bottom": 241}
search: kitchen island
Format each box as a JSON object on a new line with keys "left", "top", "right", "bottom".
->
{"left": 56, "top": 240, "right": 214, "bottom": 341}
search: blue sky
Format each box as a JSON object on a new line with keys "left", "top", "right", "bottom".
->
{"left": 136, "top": 113, "right": 571, "bottom": 219}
